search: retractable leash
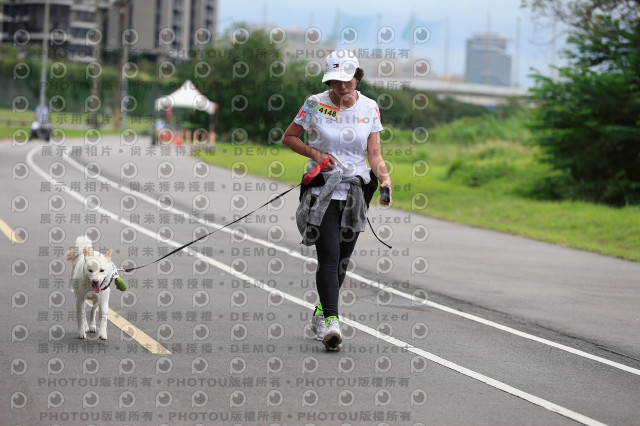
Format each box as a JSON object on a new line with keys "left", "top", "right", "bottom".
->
{"left": 302, "top": 157, "right": 330, "bottom": 185}
{"left": 122, "top": 158, "right": 390, "bottom": 274}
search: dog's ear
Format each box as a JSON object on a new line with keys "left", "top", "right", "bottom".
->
{"left": 106, "top": 249, "right": 113, "bottom": 259}
{"left": 83, "top": 248, "right": 89, "bottom": 258}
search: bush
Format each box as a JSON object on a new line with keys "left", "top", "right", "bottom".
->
{"left": 528, "top": 12, "right": 640, "bottom": 206}
{"left": 446, "top": 158, "right": 515, "bottom": 187}
{"left": 0, "top": 57, "right": 177, "bottom": 117}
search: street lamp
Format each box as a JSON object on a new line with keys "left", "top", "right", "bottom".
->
{"left": 88, "top": 0, "right": 111, "bottom": 129}
{"left": 37, "top": 0, "right": 50, "bottom": 127}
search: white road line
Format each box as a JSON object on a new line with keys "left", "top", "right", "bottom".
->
{"left": 61, "top": 148, "right": 640, "bottom": 377}
{"left": 38, "top": 146, "right": 607, "bottom": 426}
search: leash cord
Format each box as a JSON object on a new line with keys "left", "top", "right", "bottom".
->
{"left": 368, "top": 218, "right": 392, "bottom": 249}
{"left": 122, "top": 180, "right": 392, "bottom": 273}
{"left": 122, "top": 184, "right": 301, "bottom": 273}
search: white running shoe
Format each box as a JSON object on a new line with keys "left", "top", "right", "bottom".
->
{"left": 322, "top": 316, "right": 342, "bottom": 351}
{"left": 310, "top": 312, "right": 327, "bottom": 341}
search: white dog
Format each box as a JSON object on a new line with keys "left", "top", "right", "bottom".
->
{"left": 65, "top": 236, "right": 113, "bottom": 340}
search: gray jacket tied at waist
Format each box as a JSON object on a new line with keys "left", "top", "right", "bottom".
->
{"left": 295, "top": 171, "right": 368, "bottom": 246}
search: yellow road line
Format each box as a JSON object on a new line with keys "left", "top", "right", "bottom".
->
{"left": 18, "top": 150, "right": 171, "bottom": 355}
{"left": 77, "top": 291, "right": 171, "bottom": 355}
{"left": 0, "top": 218, "right": 23, "bottom": 243}
{"left": 108, "top": 309, "right": 172, "bottom": 354}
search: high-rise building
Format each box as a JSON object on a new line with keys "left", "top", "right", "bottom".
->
{"left": 1, "top": 0, "right": 218, "bottom": 62}
{"left": 464, "top": 32, "right": 512, "bottom": 87}
{"left": 105, "top": 0, "right": 218, "bottom": 60}
{"left": 2, "top": 0, "right": 100, "bottom": 62}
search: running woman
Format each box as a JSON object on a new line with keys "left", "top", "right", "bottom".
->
{"left": 282, "top": 50, "right": 392, "bottom": 351}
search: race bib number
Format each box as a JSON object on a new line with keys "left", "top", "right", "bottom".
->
{"left": 303, "top": 99, "right": 339, "bottom": 120}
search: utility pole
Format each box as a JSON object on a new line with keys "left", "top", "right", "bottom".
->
{"left": 113, "top": 0, "right": 129, "bottom": 132}
{"left": 38, "top": 0, "right": 51, "bottom": 126}
{"left": 89, "top": 1, "right": 106, "bottom": 129}
{"left": 407, "top": 10, "right": 415, "bottom": 58}
{"left": 551, "top": 16, "right": 557, "bottom": 82}
{"left": 444, "top": 16, "right": 450, "bottom": 76}
{"left": 515, "top": 16, "right": 521, "bottom": 88}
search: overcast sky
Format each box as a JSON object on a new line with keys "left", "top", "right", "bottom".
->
{"left": 218, "top": 0, "right": 567, "bottom": 88}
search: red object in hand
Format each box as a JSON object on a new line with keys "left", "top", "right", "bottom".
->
{"left": 302, "top": 158, "right": 331, "bottom": 185}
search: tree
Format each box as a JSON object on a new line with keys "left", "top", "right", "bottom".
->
{"left": 180, "top": 23, "right": 323, "bottom": 144}
{"left": 181, "top": 23, "right": 488, "bottom": 144}
{"left": 523, "top": 0, "right": 640, "bottom": 205}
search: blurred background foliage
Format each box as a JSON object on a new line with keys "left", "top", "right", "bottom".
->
{"left": 2, "top": 1, "right": 640, "bottom": 208}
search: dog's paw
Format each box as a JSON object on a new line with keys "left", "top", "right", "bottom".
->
{"left": 78, "top": 332, "right": 87, "bottom": 339}
{"left": 98, "top": 334, "right": 107, "bottom": 341}
{"left": 89, "top": 325, "right": 97, "bottom": 333}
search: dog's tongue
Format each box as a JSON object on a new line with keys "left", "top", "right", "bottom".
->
{"left": 93, "top": 283, "right": 101, "bottom": 293}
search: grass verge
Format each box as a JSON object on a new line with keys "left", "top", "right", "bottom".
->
{"left": 0, "top": 108, "right": 151, "bottom": 140}
{"left": 197, "top": 140, "right": 640, "bottom": 263}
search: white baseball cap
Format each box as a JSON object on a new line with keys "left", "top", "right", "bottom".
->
{"left": 321, "top": 50, "right": 360, "bottom": 83}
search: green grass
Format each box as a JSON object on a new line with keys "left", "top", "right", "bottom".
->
{"left": 197, "top": 138, "right": 640, "bottom": 263}
{"left": 0, "top": 108, "right": 152, "bottom": 139}
{"left": 429, "top": 112, "right": 533, "bottom": 145}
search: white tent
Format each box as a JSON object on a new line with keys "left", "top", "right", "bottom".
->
{"left": 154, "top": 80, "right": 217, "bottom": 115}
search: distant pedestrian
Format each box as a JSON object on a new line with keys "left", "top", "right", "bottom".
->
{"left": 282, "top": 50, "right": 392, "bottom": 351}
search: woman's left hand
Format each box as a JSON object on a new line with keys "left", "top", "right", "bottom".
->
{"left": 380, "top": 180, "right": 392, "bottom": 205}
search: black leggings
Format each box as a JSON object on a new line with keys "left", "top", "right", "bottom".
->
{"left": 313, "top": 199, "right": 360, "bottom": 319}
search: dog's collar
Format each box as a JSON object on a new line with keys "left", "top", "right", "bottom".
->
{"left": 98, "top": 273, "right": 116, "bottom": 292}
{"left": 100, "top": 277, "right": 112, "bottom": 291}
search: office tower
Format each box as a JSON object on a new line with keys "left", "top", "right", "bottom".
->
{"left": 465, "top": 32, "right": 512, "bottom": 87}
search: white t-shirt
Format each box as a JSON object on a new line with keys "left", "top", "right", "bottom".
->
{"left": 293, "top": 90, "right": 383, "bottom": 200}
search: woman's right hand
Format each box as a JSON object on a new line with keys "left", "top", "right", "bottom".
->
{"left": 311, "top": 150, "right": 336, "bottom": 172}
{"left": 282, "top": 123, "right": 335, "bottom": 172}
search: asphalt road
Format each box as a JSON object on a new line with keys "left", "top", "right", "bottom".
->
{"left": 1, "top": 136, "right": 639, "bottom": 426}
